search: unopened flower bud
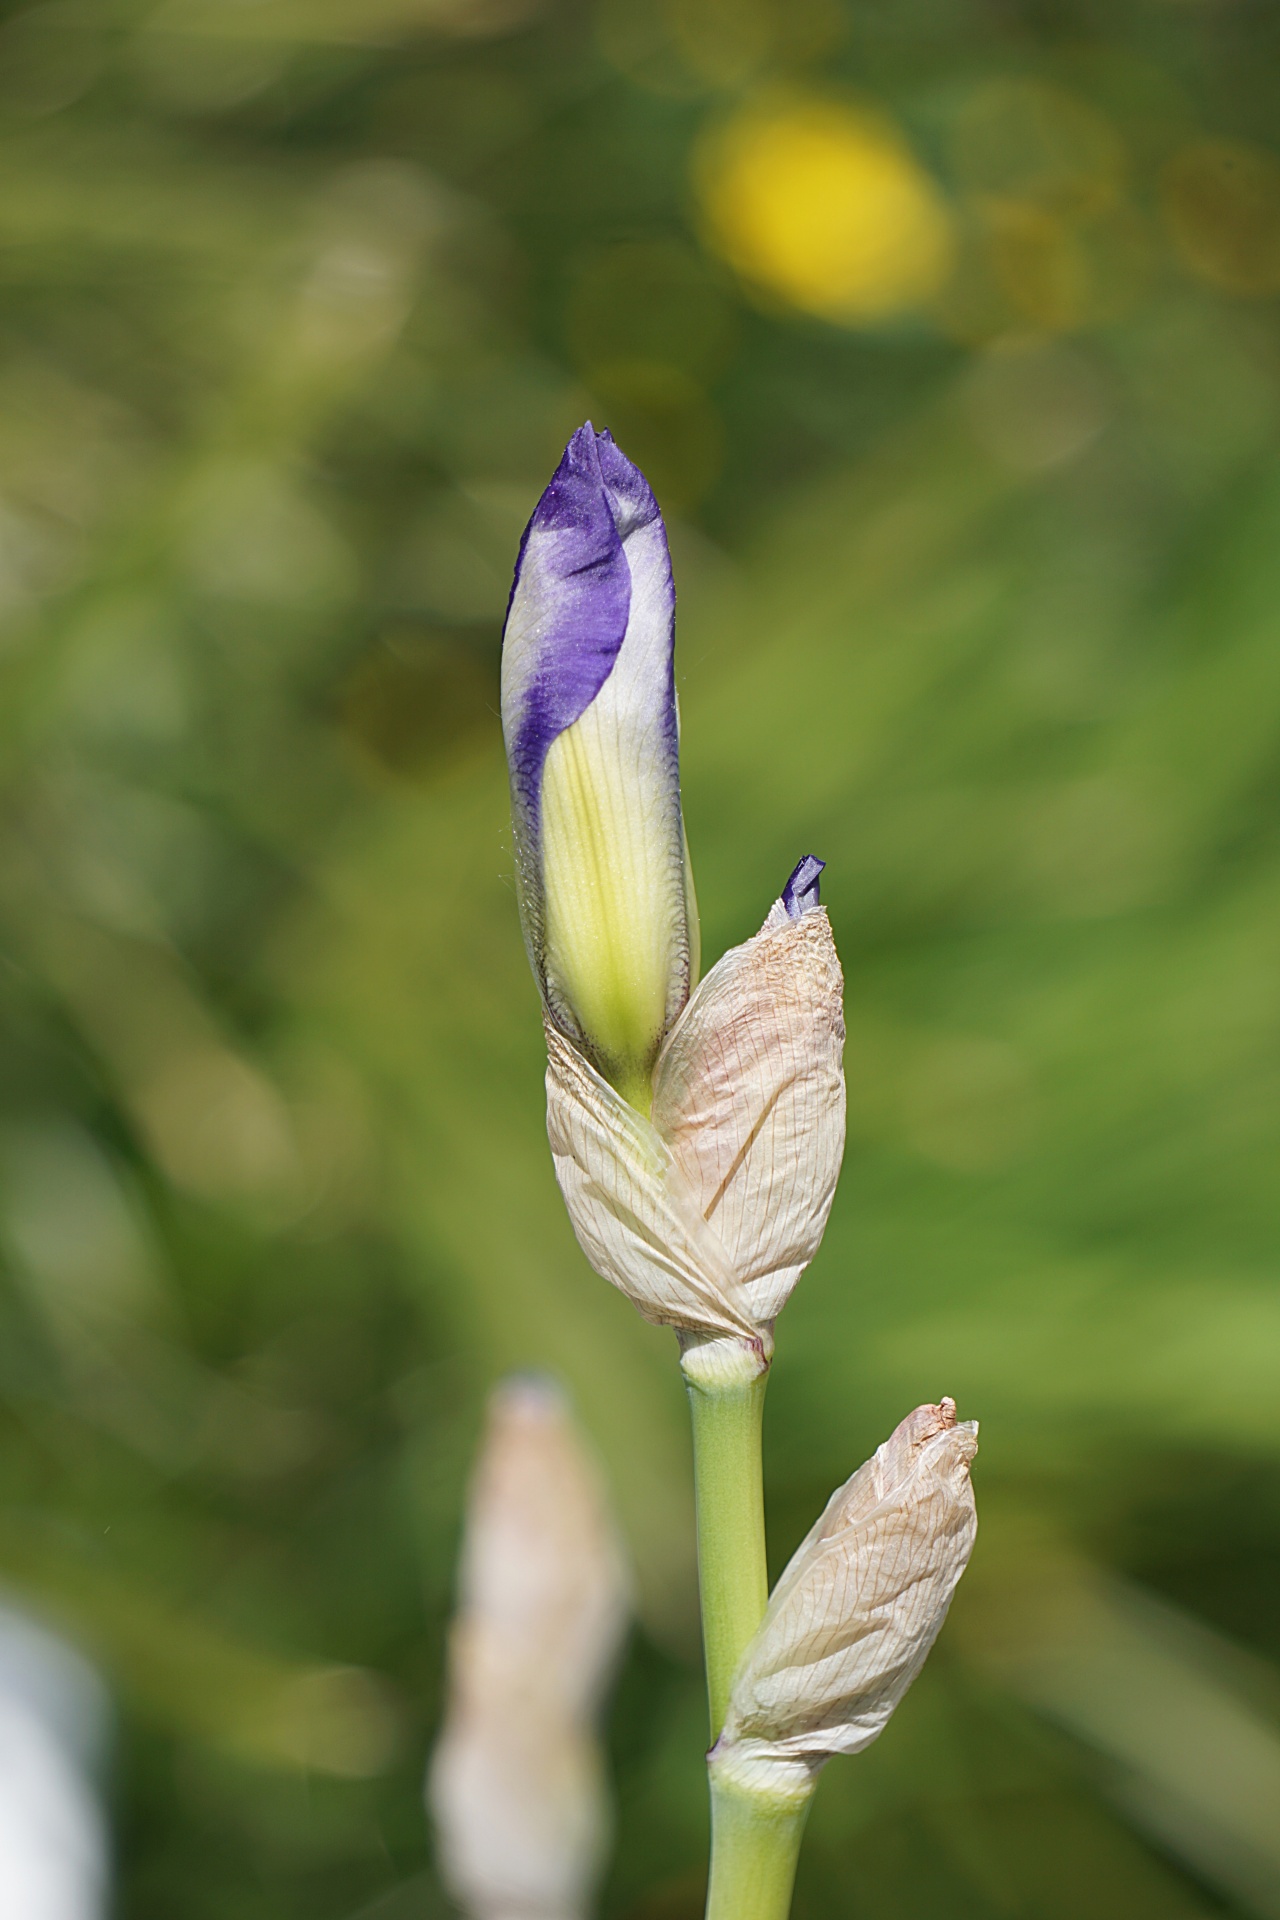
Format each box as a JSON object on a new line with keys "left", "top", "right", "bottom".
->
{"left": 428, "top": 1378, "right": 630, "bottom": 1920}
{"left": 713, "top": 1400, "right": 978, "bottom": 1792}
{"left": 502, "top": 424, "right": 697, "bottom": 1112}
{"left": 544, "top": 860, "right": 845, "bottom": 1372}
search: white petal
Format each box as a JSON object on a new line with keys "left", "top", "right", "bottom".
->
{"left": 651, "top": 902, "right": 846, "bottom": 1326}
{"left": 545, "top": 1020, "right": 756, "bottom": 1343}
{"left": 540, "top": 535, "right": 687, "bottom": 1099}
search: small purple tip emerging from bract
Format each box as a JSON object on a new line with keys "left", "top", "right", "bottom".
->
{"left": 782, "top": 855, "right": 825, "bottom": 918}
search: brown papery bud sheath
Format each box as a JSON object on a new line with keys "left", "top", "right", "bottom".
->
{"left": 714, "top": 1400, "right": 978, "bottom": 1792}
{"left": 546, "top": 871, "right": 845, "bottom": 1381}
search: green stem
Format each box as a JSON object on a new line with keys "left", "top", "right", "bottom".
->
{"left": 705, "top": 1760, "right": 813, "bottom": 1920}
{"left": 684, "top": 1357, "right": 769, "bottom": 1737}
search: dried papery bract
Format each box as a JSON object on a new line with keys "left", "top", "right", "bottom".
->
{"left": 545, "top": 878, "right": 846, "bottom": 1376}
{"left": 541, "top": 854, "right": 845, "bottom": 1733}
{"left": 428, "top": 1378, "right": 630, "bottom": 1920}
{"left": 703, "top": 1402, "right": 978, "bottom": 1919}
{"left": 719, "top": 1399, "right": 979, "bottom": 1778}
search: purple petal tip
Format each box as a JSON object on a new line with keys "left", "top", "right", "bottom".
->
{"left": 593, "top": 424, "right": 660, "bottom": 539}
{"left": 782, "top": 855, "right": 825, "bottom": 918}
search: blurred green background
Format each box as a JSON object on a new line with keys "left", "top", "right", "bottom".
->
{"left": 2, "top": 0, "right": 1280, "bottom": 1913}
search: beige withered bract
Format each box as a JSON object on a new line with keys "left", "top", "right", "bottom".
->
{"left": 717, "top": 1400, "right": 978, "bottom": 1773}
{"left": 653, "top": 900, "right": 845, "bottom": 1328}
{"left": 428, "top": 1378, "right": 630, "bottom": 1920}
{"left": 544, "top": 1019, "right": 754, "bottom": 1345}
{"left": 545, "top": 883, "right": 846, "bottom": 1355}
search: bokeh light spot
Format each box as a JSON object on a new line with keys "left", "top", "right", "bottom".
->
{"left": 962, "top": 337, "right": 1109, "bottom": 474}
{"left": 695, "top": 95, "right": 955, "bottom": 325}
{"left": 1162, "top": 138, "right": 1280, "bottom": 297}
{"left": 983, "top": 198, "right": 1148, "bottom": 333}
{"left": 596, "top": 0, "right": 843, "bottom": 98}
{"left": 952, "top": 79, "right": 1126, "bottom": 218}
{"left": 942, "top": 79, "right": 1146, "bottom": 335}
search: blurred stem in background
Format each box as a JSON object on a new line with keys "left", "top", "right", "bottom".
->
{"left": 685, "top": 1364, "right": 769, "bottom": 1736}
{"left": 429, "top": 1378, "right": 630, "bottom": 1920}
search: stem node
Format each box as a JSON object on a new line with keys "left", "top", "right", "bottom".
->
{"left": 705, "top": 1753, "right": 814, "bottom": 1920}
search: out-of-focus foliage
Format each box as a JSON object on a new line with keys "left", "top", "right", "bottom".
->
{"left": 0, "top": 0, "right": 1279, "bottom": 1913}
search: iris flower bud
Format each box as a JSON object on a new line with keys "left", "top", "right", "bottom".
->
{"left": 502, "top": 424, "right": 697, "bottom": 1112}
{"left": 713, "top": 1399, "right": 978, "bottom": 1793}
{"left": 428, "top": 1378, "right": 630, "bottom": 1920}
{"left": 544, "top": 860, "right": 845, "bottom": 1377}
{"left": 504, "top": 429, "right": 846, "bottom": 1371}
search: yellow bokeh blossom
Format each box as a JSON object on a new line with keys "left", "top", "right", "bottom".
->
{"left": 696, "top": 95, "right": 955, "bottom": 325}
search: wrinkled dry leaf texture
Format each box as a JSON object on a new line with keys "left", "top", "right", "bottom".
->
{"left": 544, "top": 1020, "right": 752, "bottom": 1342}
{"left": 653, "top": 901, "right": 845, "bottom": 1326}
{"left": 720, "top": 1400, "right": 978, "bottom": 1768}
{"left": 429, "top": 1379, "right": 629, "bottom": 1920}
{"left": 545, "top": 902, "right": 845, "bottom": 1340}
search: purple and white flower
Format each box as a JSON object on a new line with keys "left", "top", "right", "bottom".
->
{"left": 501, "top": 423, "right": 696, "bottom": 1112}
